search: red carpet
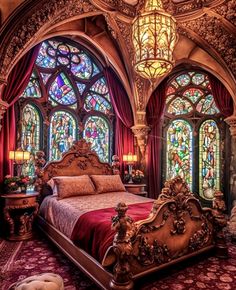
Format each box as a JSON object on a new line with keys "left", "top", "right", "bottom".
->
{"left": 1, "top": 233, "right": 236, "bottom": 290}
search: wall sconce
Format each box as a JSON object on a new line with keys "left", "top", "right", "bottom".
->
{"left": 123, "top": 152, "right": 137, "bottom": 183}
{"left": 9, "top": 150, "right": 30, "bottom": 176}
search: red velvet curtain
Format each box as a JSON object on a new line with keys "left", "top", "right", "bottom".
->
{"left": 209, "top": 74, "right": 233, "bottom": 117}
{"left": 104, "top": 68, "right": 134, "bottom": 169}
{"left": 0, "top": 46, "right": 39, "bottom": 183}
{"left": 146, "top": 81, "right": 167, "bottom": 199}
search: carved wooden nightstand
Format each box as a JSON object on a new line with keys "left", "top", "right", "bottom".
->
{"left": 1, "top": 192, "right": 39, "bottom": 241}
{"left": 124, "top": 184, "right": 147, "bottom": 197}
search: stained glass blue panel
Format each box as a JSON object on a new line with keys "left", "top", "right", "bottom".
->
{"left": 84, "top": 116, "right": 109, "bottom": 162}
{"left": 49, "top": 111, "right": 77, "bottom": 160}
{"left": 166, "top": 119, "right": 193, "bottom": 189}
{"left": 36, "top": 42, "right": 56, "bottom": 68}
{"left": 71, "top": 53, "right": 92, "bottom": 79}
{"left": 92, "top": 63, "right": 100, "bottom": 76}
{"left": 49, "top": 73, "right": 77, "bottom": 105}
{"left": 21, "top": 74, "right": 41, "bottom": 98}
{"left": 90, "top": 78, "right": 109, "bottom": 99}
{"left": 196, "top": 94, "right": 220, "bottom": 114}
{"left": 21, "top": 104, "right": 40, "bottom": 177}
{"left": 199, "top": 120, "right": 220, "bottom": 200}
{"left": 84, "top": 93, "right": 112, "bottom": 114}
{"left": 176, "top": 74, "right": 190, "bottom": 86}
{"left": 21, "top": 104, "right": 40, "bottom": 152}
{"left": 40, "top": 73, "right": 51, "bottom": 85}
{"left": 76, "top": 82, "right": 86, "bottom": 95}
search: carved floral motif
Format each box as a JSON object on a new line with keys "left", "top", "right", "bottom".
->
{"left": 180, "top": 14, "right": 236, "bottom": 76}
{"left": 214, "top": 0, "right": 236, "bottom": 26}
{"left": 137, "top": 237, "right": 170, "bottom": 266}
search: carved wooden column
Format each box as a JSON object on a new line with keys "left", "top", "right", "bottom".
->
{"left": 0, "top": 99, "right": 9, "bottom": 132}
{"left": 225, "top": 115, "right": 236, "bottom": 207}
{"left": 0, "top": 79, "right": 9, "bottom": 132}
{"left": 131, "top": 124, "right": 150, "bottom": 157}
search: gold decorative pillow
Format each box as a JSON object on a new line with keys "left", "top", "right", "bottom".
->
{"left": 90, "top": 175, "right": 126, "bottom": 193}
{"left": 54, "top": 175, "right": 96, "bottom": 199}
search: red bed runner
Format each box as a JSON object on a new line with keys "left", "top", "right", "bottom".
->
{"left": 71, "top": 202, "right": 153, "bottom": 262}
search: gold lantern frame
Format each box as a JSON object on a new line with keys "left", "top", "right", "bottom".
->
{"left": 132, "top": 0, "right": 178, "bottom": 79}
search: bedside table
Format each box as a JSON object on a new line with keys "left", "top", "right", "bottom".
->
{"left": 1, "top": 192, "right": 39, "bottom": 241}
{"left": 124, "top": 184, "right": 147, "bottom": 197}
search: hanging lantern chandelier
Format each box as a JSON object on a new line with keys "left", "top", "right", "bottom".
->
{"left": 132, "top": 0, "right": 178, "bottom": 79}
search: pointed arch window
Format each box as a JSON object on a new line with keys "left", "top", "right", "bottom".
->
{"left": 164, "top": 70, "right": 226, "bottom": 202}
{"left": 84, "top": 116, "right": 110, "bottom": 162}
{"left": 18, "top": 37, "right": 114, "bottom": 164}
{"left": 49, "top": 111, "right": 77, "bottom": 161}
{"left": 20, "top": 104, "right": 41, "bottom": 176}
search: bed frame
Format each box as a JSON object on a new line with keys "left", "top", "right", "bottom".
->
{"left": 35, "top": 139, "right": 228, "bottom": 290}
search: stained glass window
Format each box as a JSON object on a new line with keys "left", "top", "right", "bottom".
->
{"left": 199, "top": 120, "right": 220, "bottom": 200}
{"left": 49, "top": 111, "right": 77, "bottom": 161}
{"left": 196, "top": 94, "right": 220, "bottom": 114}
{"left": 21, "top": 72, "right": 41, "bottom": 98}
{"left": 164, "top": 71, "right": 223, "bottom": 201}
{"left": 21, "top": 104, "right": 40, "bottom": 176}
{"left": 166, "top": 120, "right": 193, "bottom": 188}
{"left": 19, "top": 37, "right": 114, "bottom": 167}
{"left": 168, "top": 97, "right": 193, "bottom": 115}
{"left": 84, "top": 116, "right": 109, "bottom": 162}
{"left": 183, "top": 88, "right": 203, "bottom": 103}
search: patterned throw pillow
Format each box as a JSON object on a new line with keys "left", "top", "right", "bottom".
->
{"left": 53, "top": 175, "right": 96, "bottom": 199}
{"left": 90, "top": 175, "right": 126, "bottom": 194}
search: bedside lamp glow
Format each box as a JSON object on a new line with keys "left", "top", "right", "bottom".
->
{"left": 9, "top": 150, "right": 30, "bottom": 162}
{"left": 123, "top": 152, "right": 137, "bottom": 183}
{"left": 9, "top": 150, "right": 30, "bottom": 176}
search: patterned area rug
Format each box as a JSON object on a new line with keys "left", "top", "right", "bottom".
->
{"left": 0, "top": 233, "right": 236, "bottom": 290}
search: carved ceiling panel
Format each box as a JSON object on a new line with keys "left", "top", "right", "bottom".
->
{"left": 0, "top": 0, "right": 236, "bottom": 116}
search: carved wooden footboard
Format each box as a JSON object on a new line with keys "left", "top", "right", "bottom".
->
{"left": 103, "top": 176, "right": 228, "bottom": 289}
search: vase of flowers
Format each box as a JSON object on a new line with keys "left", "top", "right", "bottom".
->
{"left": 4, "top": 175, "right": 32, "bottom": 193}
{"left": 132, "top": 169, "right": 144, "bottom": 184}
{"left": 18, "top": 175, "right": 31, "bottom": 193}
{"left": 4, "top": 175, "right": 20, "bottom": 193}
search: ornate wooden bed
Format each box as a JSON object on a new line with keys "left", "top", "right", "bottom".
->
{"left": 35, "top": 139, "right": 228, "bottom": 290}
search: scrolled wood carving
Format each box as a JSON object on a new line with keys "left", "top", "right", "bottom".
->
{"left": 110, "top": 202, "right": 135, "bottom": 289}
{"left": 137, "top": 236, "right": 170, "bottom": 266}
{"left": 212, "top": 190, "right": 228, "bottom": 258}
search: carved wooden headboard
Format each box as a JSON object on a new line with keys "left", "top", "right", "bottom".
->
{"left": 35, "top": 139, "right": 114, "bottom": 189}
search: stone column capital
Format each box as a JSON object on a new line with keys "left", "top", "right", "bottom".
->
{"left": 225, "top": 115, "right": 236, "bottom": 138}
{"left": 131, "top": 124, "right": 150, "bottom": 156}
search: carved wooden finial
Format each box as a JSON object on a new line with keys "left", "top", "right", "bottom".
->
{"left": 70, "top": 139, "right": 92, "bottom": 153}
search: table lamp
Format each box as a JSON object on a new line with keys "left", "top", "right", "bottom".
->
{"left": 9, "top": 149, "right": 30, "bottom": 176}
{"left": 123, "top": 152, "right": 137, "bottom": 183}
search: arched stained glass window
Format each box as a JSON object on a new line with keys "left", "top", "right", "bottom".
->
{"left": 21, "top": 104, "right": 40, "bottom": 177}
{"left": 166, "top": 119, "right": 193, "bottom": 188}
{"left": 84, "top": 116, "right": 110, "bottom": 162}
{"left": 49, "top": 111, "right": 77, "bottom": 161}
{"left": 21, "top": 104, "right": 40, "bottom": 152}
{"left": 164, "top": 70, "right": 224, "bottom": 202}
{"left": 19, "top": 37, "right": 114, "bottom": 165}
{"left": 199, "top": 120, "right": 220, "bottom": 200}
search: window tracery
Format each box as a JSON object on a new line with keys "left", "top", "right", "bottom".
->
{"left": 18, "top": 37, "right": 113, "bottom": 176}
